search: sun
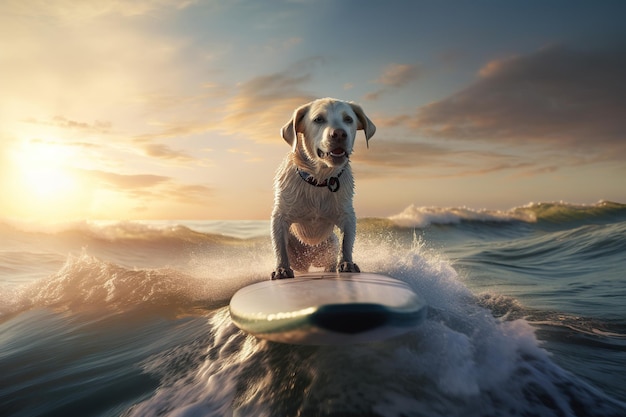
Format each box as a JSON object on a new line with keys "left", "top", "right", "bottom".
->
{"left": 4, "top": 138, "right": 84, "bottom": 220}
{"left": 15, "top": 139, "right": 77, "bottom": 188}
{"left": 21, "top": 164, "right": 76, "bottom": 198}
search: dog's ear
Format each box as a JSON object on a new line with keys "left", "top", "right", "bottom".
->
{"left": 281, "top": 103, "right": 310, "bottom": 152}
{"left": 349, "top": 102, "right": 376, "bottom": 148}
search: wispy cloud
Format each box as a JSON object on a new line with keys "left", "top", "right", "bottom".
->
{"left": 79, "top": 168, "right": 213, "bottom": 205}
{"left": 165, "top": 183, "right": 214, "bottom": 204}
{"left": 217, "top": 60, "right": 321, "bottom": 143}
{"left": 22, "top": 116, "right": 203, "bottom": 165}
{"left": 28, "top": 137, "right": 103, "bottom": 151}
{"left": 365, "top": 63, "right": 422, "bottom": 100}
{"left": 352, "top": 141, "right": 449, "bottom": 168}
{"left": 351, "top": 138, "right": 541, "bottom": 181}
{"left": 23, "top": 116, "right": 112, "bottom": 133}
{"left": 141, "top": 143, "right": 196, "bottom": 162}
{"left": 133, "top": 120, "right": 217, "bottom": 143}
{"left": 376, "top": 63, "right": 422, "bottom": 87}
{"left": 83, "top": 170, "right": 170, "bottom": 189}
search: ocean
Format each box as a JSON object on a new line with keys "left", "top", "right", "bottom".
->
{"left": 1, "top": 201, "right": 625, "bottom": 417}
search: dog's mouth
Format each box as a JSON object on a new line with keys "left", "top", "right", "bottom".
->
{"left": 317, "top": 148, "right": 348, "bottom": 159}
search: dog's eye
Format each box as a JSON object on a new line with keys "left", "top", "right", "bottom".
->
{"left": 313, "top": 115, "right": 325, "bottom": 124}
{"left": 344, "top": 116, "right": 354, "bottom": 123}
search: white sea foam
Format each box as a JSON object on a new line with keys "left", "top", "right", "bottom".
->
{"left": 388, "top": 204, "right": 536, "bottom": 228}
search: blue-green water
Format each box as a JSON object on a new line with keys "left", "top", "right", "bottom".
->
{"left": 1, "top": 201, "right": 625, "bottom": 416}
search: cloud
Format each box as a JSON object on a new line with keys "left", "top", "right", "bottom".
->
{"left": 350, "top": 138, "right": 542, "bottom": 180}
{"left": 376, "top": 63, "right": 421, "bottom": 87}
{"left": 133, "top": 121, "right": 217, "bottom": 143}
{"left": 80, "top": 169, "right": 213, "bottom": 204}
{"left": 352, "top": 141, "right": 450, "bottom": 168}
{"left": 141, "top": 143, "right": 196, "bottom": 162}
{"left": 512, "top": 165, "right": 559, "bottom": 179}
{"left": 164, "top": 183, "right": 214, "bottom": 204}
{"left": 22, "top": 117, "right": 199, "bottom": 164}
{"left": 373, "top": 114, "right": 413, "bottom": 128}
{"left": 213, "top": 60, "right": 424, "bottom": 144}
{"left": 83, "top": 170, "right": 170, "bottom": 189}
{"left": 29, "top": 137, "right": 103, "bottom": 150}
{"left": 132, "top": 123, "right": 214, "bottom": 163}
{"left": 365, "top": 63, "right": 422, "bottom": 100}
{"left": 410, "top": 44, "right": 626, "bottom": 159}
{"left": 2, "top": 0, "right": 194, "bottom": 20}
{"left": 217, "top": 60, "right": 321, "bottom": 143}
{"left": 23, "top": 116, "right": 112, "bottom": 133}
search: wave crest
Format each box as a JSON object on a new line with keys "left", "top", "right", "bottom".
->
{"left": 6, "top": 250, "right": 211, "bottom": 316}
{"left": 388, "top": 200, "right": 626, "bottom": 228}
{"left": 388, "top": 205, "right": 533, "bottom": 228}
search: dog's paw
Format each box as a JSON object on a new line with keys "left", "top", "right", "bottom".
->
{"left": 338, "top": 262, "right": 360, "bottom": 273}
{"left": 271, "top": 267, "right": 295, "bottom": 280}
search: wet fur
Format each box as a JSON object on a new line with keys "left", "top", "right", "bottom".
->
{"left": 270, "top": 98, "right": 376, "bottom": 279}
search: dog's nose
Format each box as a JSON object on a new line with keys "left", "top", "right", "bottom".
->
{"left": 330, "top": 128, "right": 347, "bottom": 140}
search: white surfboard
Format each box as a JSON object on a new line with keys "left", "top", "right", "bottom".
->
{"left": 229, "top": 272, "right": 427, "bottom": 345}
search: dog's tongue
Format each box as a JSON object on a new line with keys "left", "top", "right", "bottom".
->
{"left": 330, "top": 148, "right": 346, "bottom": 157}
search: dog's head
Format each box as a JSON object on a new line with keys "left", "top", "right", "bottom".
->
{"left": 281, "top": 98, "right": 376, "bottom": 168}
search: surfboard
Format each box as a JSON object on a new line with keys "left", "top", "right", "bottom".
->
{"left": 229, "top": 272, "right": 427, "bottom": 345}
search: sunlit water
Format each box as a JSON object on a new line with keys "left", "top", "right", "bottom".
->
{"left": 1, "top": 201, "right": 625, "bottom": 416}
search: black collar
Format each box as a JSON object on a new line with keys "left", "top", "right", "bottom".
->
{"left": 297, "top": 168, "right": 344, "bottom": 192}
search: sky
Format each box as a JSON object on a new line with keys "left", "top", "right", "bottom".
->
{"left": 1, "top": 0, "right": 625, "bottom": 221}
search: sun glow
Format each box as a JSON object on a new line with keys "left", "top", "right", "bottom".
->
{"left": 21, "top": 164, "right": 77, "bottom": 199}
{"left": 5, "top": 138, "right": 86, "bottom": 220}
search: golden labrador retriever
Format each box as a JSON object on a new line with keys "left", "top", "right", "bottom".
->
{"left": 271, "top": 98, "right": 376, "bottom": 279}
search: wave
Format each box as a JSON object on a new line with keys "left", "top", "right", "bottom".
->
{"left": 387, "top": 200, "right": 626, "bottom": 228}
{"left": 2, "top": 201, "right": 624, "bottom": 245}
{"left": 0, "top": 218, "right": 251, "bottom": 242}
{"left": 477, "top": 292, "right": 626, "bottom": 339}
{"left": 388, "top": 205, "right": 534, "bottom": 228}
{"left": 0, "top": 220, "right": 266, "bottom": 279}
{"left": 127, "top": 243, "right": 626, "bottom": 417}
{"left": 3, "top": 214, "right": 626, "bottom": 415}
{"left": 515, "top": 200, "right": 626, "bottom": 224}
{"left": 0, "top": 248, "right": 273, "bottom": 319}
{"left": 1, "top": 251, "right": 201, "bottom": 317}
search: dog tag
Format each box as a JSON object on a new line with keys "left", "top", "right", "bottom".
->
{"left": 327, "top": 176, "right": 340, "bottom": 192}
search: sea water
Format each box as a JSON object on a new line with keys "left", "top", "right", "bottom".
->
{"left": 1, "top": 201, "right": 625, "bottom": 416}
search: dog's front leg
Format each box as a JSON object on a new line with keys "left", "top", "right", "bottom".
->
{"left": 270, "top": 213, "right": 295, "bottom": 279}
{"left": 337, "top": 213, "right": 360, "bottom": 273}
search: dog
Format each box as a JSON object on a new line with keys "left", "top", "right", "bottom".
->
{"left": 271, "top": 98, "right": 376, "bottom": 279}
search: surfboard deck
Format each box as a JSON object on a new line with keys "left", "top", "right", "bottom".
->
{"left": 229, "top": 272, "right": 427, "bottom": 345}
